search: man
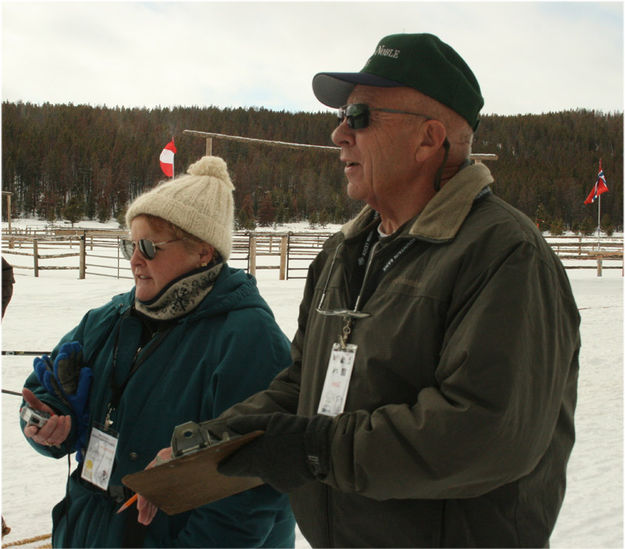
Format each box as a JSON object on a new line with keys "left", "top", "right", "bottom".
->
{"left": 140, "top": 33, "right": 580, "bottom": 547}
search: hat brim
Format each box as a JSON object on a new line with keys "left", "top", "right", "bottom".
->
{"left": 312, "top": 72, "right": 404, "bottom": 108}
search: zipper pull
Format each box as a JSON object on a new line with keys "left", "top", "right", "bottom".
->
{"left": 104, "top": 405, "right": 115, "bottom": 430}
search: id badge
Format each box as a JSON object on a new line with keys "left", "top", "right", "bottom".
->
{"left": 81, "top": 424, "right": 119, "bottom": 491}
{"left": 317, "top": 343, "right": 357, "bottom": 417}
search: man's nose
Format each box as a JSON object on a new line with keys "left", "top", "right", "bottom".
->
{"left": 331, "top": 119, "right": 354, "bottom": 146}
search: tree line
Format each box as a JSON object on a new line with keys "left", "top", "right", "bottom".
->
{"left": 2, "top": 101, "right": 622, "bottom": 233}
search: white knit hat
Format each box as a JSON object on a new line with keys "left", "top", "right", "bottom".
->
{"left": 125, "top": 156, "right": 235, "bottom": 260}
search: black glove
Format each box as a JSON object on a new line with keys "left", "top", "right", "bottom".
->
{"left": 218, "top": 413, "right": 333, "bottom": 493}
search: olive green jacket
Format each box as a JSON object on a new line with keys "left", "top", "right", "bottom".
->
{"left": 229, "top": 163, "right": 580, "bottom": 547}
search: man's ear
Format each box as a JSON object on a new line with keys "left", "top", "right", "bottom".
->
{"left": 415, "top": 120, "right": 447, "bottom": 162}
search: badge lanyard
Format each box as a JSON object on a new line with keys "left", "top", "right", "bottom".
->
{"left": 81, "top": 320, "right": 171, "bottom": 490}
{"left": 316, "top": 231, "right": 416, "bottom": 416}
{"left": 105, "top": 322, "right": 172, "bottom": 428}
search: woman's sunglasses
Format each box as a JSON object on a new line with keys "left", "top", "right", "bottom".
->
{"left": 120, "top": 238, "right": 182, "bottom": 260}
{"left": 337, "top": 103, "right": 430, "bottom": 130}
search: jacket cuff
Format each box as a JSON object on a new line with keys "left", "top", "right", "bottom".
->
{"left": 305, "top": 414, "right": 334, "bottom": 479}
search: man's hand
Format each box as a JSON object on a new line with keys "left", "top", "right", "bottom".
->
{"left": 217, "top": 413, "right": 333, "bottom": 493}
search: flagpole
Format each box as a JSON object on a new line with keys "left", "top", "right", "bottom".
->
{"left": 597, "top": 193, "right": 601, "bottom": 252}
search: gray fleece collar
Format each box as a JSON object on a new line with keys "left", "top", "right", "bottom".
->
{"left": 342, "top": 163, "right": 494, "bottom": 242}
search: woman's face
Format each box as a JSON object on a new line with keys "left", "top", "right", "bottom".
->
{"left": 129, "top": 216, "right": 205, "bottom": 301}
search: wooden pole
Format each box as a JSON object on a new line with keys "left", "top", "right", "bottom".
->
{"left": 248, "top": 235, "right": 257, "bottom": 276}
{"left": 184, "top": 129, "right": 498, "bottom": 162}
{"left": 206, "top": 138, "right": 213, "bottom": 156}
{"left": 3, "top": 192, "right": 13, "bottom": 248}
{"left": 33, "top": 239, "right": 39, "bottom": 277}
{"left": 6, "top": 193, "right": 11, "bottom": 234}
{"left": 185, "top": 130, "right": 340, "bottom": 152}
{"left": 79, "top": 234, "right": 86, "bottom": 279}
{"left": 279, "top": 235, "right": 288, "bottom": 281}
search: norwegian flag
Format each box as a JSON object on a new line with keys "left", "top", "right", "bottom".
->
{"left": 584, "top": 160, "right": 609, "bottom": 205}
{"left": 159, "top": 138, "right": 177, "bottom": 178}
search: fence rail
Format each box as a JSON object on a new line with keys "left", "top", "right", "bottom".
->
{"left": 2, "top": 229, "right": 623, "bottom": 279}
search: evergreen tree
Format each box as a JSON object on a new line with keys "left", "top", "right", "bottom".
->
{"left": 601, "top": 213, "right": 615, "bottom": 236}
{"left": 237, "top": 193, "right": 256, "bottom": 230}
{"left": 2, "top": 102, "right": 622, "bottom": 230}
{"left": 579, "top": 216, "right": 596, "bottom": 235}
{"left": 257, "top": 192, "right": 276, "bottom": 226}
{"left": 62, "top": 197, "right": 83, "bottom": 226}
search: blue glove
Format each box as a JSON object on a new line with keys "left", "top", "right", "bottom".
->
{"left": 33, "top": 341, "right": 93, "bottom": 462}
{"left": 33, "top": 354, "right": 57, "bottom": 395}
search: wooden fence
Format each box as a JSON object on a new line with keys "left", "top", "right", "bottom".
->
{"left": 2, "top": 229, "right": 623, "bottom": 279}
{"left": 1, "top": 229, "right": 333, "bottom": 280}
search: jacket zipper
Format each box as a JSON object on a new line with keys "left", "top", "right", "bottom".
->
{"left": 325, "top": 482, "right": 334, "bottom": 547}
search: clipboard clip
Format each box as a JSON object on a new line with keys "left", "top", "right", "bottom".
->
{"left": 171, "top": 421, "right": 230, "bottom": 458}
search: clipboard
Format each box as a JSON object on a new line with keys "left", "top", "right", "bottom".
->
{"left": 121, "top": 430, "right": 263, "bottom": 515}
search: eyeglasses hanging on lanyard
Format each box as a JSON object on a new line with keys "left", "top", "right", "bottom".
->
{"left": 315, "top": 241, "right": 373, "bottom": 347}
{"left": 315, "top": 236, "right": 417, "bottom": 340}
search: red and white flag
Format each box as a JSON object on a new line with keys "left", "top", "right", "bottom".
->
{"left": 584, "top": 159, "right": 608, "bottom": 205}
{"left": 159, "top": 138, "right": 177, "bottom": 178}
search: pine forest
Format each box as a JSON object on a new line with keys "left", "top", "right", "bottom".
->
{"left": 2, "top": 101, "right": 622, "bottom": 234}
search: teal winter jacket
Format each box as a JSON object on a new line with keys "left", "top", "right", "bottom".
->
{"left": 22, "top": 266, "right": 295, "bottom": 548}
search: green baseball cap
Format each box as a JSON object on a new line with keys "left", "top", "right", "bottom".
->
{"left": 312, "top": 33, "right": 484, "bottom": 131}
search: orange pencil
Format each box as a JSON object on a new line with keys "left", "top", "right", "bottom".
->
{"left": 116, "top": 493, "right": 138, "bottom": 514}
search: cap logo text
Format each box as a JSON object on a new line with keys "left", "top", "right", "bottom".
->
{"left": 375, "top": 45, "right": 400, "bottom": 59}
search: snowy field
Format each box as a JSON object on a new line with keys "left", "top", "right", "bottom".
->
{"left": 1, "top": 220, "right": 623, "bottom": 548}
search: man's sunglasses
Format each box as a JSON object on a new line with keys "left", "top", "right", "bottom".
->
{"left": 337, "top": 103, "right": 430, "bottom": 130}
{"left": 120, "top": 238, "right": 182, "bottom": 260}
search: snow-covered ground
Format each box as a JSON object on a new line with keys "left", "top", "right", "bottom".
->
{"left": 1, "top": 219, "right": 623, "bottom": 548}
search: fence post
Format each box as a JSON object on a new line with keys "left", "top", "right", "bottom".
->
{"left": 33, "top": 239, "right": 39, "bottom": 277}
{"left": 286, "top": 232, "right": 292, "bottom": 280}
{"left": 279, "top": 235, "right": 288, "bottom": 280}
{"left": 79, "top": 235, "right": 86, "bottom": 279}
{"left": 249, "top": 235, "right": 257, "bottom": 276}
{"left": 597, "top": 257, "right": 603, "bottom": 277}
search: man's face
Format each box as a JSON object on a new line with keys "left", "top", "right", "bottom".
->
{"left": 331, "top": 86, "right": 427, "bottom": 210}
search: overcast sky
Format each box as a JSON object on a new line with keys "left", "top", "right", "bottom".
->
{"left": 2, "top": 1, "right": 623, "bottom": 116}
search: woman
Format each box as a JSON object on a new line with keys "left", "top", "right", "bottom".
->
{"left": 20, "top": 156, "right": 295, "bottom": 547}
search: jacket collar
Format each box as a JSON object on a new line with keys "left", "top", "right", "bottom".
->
{"left": 113, "top": 265, "right": 265, "bottom": 322}
{"left": 341, "top": 163, "right": 494, "bottom": 243}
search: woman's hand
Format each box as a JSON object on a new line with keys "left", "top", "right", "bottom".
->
{"left": 22, "top": 388, "right": 72, "bottom": 447}
{"left": 136, "top": 447, "right": 173, "bottom": 525}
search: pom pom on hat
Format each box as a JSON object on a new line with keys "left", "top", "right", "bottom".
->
{"left": 126, "top": 156, "right": 235, "bottom": 260}
{"left": 186, "top": 155, "right": 234, "bottom": 188}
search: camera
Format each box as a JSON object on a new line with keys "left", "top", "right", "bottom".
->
{"left": 20, "top": 404, "right": 51, "bottom": 428}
